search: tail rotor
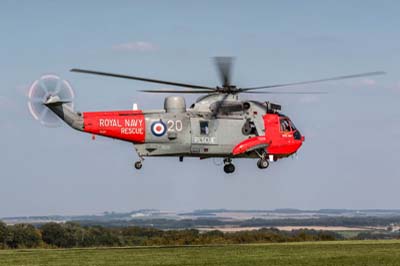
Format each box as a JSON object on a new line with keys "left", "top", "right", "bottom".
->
{"left": 27, "top": 75, "right": 75, "bottom": 127}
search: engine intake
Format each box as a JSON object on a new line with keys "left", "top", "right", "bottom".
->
{"left": 164, "top": 96, "right": 186, "bottom": 113}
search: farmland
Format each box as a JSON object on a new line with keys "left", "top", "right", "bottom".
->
{"left": 1, "top": 240, "right": 400, "bottom": 266}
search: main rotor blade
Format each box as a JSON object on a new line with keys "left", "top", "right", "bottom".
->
{"left": 214, "top": 57, "right": 234, "bottom": 87}
{"left": 240, "top": 71, "right": 386, "bottom": 91}
{"left": 140, "top": 89, "right": 214, "bottom": 94}
{"left": 244, "top": 91, "right": 327, "bottom": 94}
{"left": 70, "top": 68, "right": 216, "bottom": 90}
{"left": 211, "top": 93, "right": 230, "bottom": 117}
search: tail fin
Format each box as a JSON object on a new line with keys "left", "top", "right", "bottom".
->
{"left": 45, "top": 96, "right": 83, "bottom": 131}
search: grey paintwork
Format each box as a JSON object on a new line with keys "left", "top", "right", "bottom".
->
{"left": 135, "top": 94, "right": 268, "bottom": 158}
{"left": 45, "top": 98, "right": 84, "bottom": 131}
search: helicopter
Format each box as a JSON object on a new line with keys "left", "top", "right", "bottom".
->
{"left": 27, "top": 58, "right": 384, "bottom": 173}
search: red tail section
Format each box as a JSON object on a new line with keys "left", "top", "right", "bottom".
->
{"left": 83, "top": 110, "right": 145, "bottom": 143}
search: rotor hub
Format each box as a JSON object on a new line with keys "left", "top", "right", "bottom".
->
{"left": 217, "top": 85, "right": 239, "bottom": 93}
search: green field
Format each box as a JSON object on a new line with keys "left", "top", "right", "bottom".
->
{"left": 1, "top": 240, "right": 400, "bottom": 266}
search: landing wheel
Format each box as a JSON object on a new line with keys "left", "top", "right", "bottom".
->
{"left": 257, "top": 159, "right": 269, "bottom": 169}
{"left": 224, "top": 163, "right": 235, "bottom": 174}
{"left": 134, "top": 161, "right": 142, "bottom": 170}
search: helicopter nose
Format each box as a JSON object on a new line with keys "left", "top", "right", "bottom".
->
{"left": 293, "top": 130, "right": 303, "bottom": 141}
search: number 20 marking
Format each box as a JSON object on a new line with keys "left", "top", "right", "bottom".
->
{"left": 167, "top": 120, "right": 183, "bottom": 132}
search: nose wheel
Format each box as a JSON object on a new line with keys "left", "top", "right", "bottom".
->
{"left": 257, "top": 158, "right": 269, "bottom": 169}
{"left": 254, "top": 149, "right": 270, "bottom": 169}
{"left": 223, "top": 158, "right": 235, "bottom": 174}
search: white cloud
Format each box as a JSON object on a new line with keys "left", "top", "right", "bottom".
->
{"left": 112, "top": 41, "right": 158, "bottom": 52}
{"left": 361, "top": 78, "right": 377, "bottom": 86}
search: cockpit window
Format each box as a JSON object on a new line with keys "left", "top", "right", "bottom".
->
{"left": 280, "top": 119, "right": 291, "bottom": 132}
{"left": 280, "top": 117, "right": 302, "bottom": 139}
{"left": 280, "top": 118, "right": 299, "bottom": 133}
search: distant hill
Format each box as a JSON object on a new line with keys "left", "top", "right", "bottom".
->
{"left": 2, "top": 209, "right": 400, "bottom": 229}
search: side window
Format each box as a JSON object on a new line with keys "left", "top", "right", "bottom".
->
{"left": 200, "top": 121, "right": 209, "bottom": 135}
{"left": 280, "top": 119, "right": 291, "bottom": 132}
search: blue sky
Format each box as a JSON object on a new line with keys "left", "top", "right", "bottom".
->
{"left": 1, "top": 0, "right": 400, "bottom": 217}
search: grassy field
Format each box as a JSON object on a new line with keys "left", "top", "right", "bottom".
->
{"left": 1, "top": 240, "right": 400, "bottom": 266}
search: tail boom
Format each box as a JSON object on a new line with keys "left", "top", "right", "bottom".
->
{"left": 82, "top": 110, "right": 146, "bottom": 143}
{"left": 45, "top": 101, "right": 83, "bottom": 131}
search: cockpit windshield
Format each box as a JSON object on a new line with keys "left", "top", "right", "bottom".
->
{"left": 289, "top": 120, "right": 297, "bottom": 131}
{"left": 280, "top": 118, "right": 297, "bottom": 132}
{"left": 279, "top": 116, "right": 302, "bottom": 140}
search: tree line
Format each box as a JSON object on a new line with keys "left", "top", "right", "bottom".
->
{"left": 74, "top": 216, "right": 400, "bottom": 229}
{"left": 0, "top": 221, "right": 344, "bottom": 249}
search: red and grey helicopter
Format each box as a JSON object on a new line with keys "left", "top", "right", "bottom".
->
{"left": 28, "top": 58, "right": 384, "bottom": 173}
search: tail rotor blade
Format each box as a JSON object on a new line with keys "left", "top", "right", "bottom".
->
{"left": 40, "top": 107, "right": 61, "bottom": 127}
{"left": 57, "top": 79, "right": 75, "bottom": 101}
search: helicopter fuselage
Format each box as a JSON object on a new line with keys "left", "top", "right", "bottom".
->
{"left": 45, "top": 93, "right": 304, "bottom": 173}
